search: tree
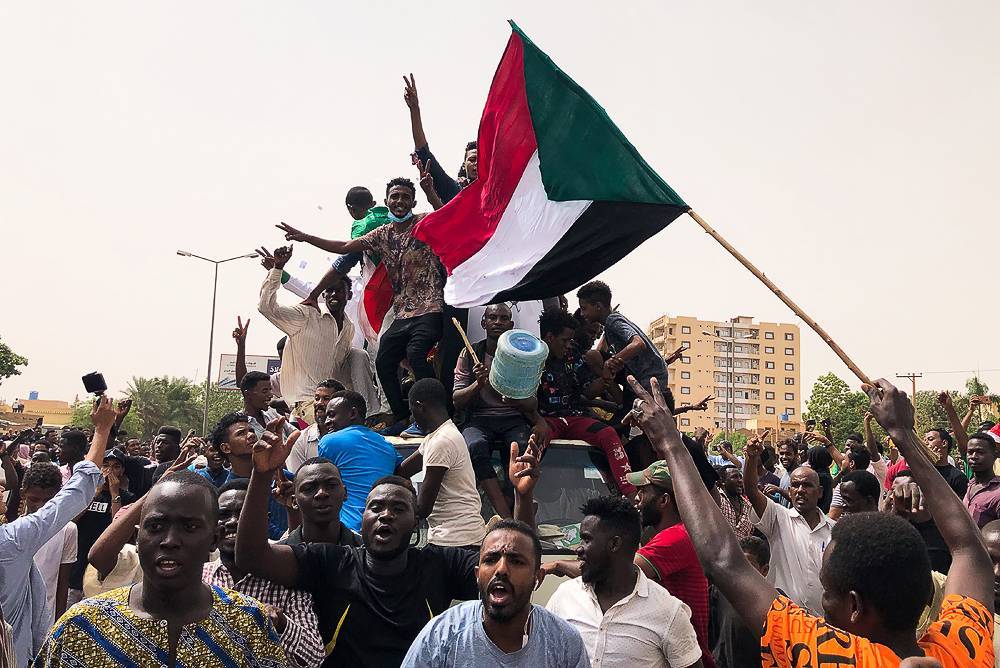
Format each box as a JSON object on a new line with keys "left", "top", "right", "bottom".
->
{"left": 911, "top": 376, "right": 1000, "bottom": 437}
{"left": 912, "top": 391, "right": 968, "bottom": 437}
{"left": 711, "top": 431, "right": 748, "bottom": 455}
{"left": 804, "top": 372, "right": 869, "bottom": 446}
{"left": 124, "top": 376, "right": 202, "bottom": 438}
{"left": 69, "top": 399, "right": 143, "bottom": 437}
{"left": 193, "top": 384, "right": 244, "bottom": 434}
{"left": 0, "top": 338, "right": 28, "bottom": 385}
{"left": 964, "top": 376, "right": 999, "bottom": 427}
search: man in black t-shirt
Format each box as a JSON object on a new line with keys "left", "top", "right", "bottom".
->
{"left": 69, "top": 449, "right": 137, "bottom": 599}
{"left": 236, "top": 417, "right": 540, "bottom": 668}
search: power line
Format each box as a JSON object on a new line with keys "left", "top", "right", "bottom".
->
{"left": 919, "top": 369, "right": 1000, "bottom": 375}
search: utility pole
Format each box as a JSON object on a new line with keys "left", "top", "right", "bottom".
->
{"left": 895, "top": 372, "right": 922, "bottom": 408}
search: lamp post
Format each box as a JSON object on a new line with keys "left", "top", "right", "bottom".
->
{"left": 704, "top": 325, "right": 751, "bottom": 441}
{"left": 177, "top": 250, "right": 258, "bottom": 434}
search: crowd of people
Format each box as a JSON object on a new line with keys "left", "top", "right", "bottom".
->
{"left": 1, "top": 73, "right": 997, "bottom": 668}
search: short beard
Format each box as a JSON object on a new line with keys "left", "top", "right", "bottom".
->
{"left": 480, "top": 592, "right": 528, "bottom": 623}
{"left": 639, "top": 503, "right": 661, "bottom": 528}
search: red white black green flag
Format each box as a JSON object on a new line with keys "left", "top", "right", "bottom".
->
{"left": 414, "top": 21, "right": 689, "bottom": 307}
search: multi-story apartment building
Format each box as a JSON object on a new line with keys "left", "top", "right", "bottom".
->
{"left": 646, "top": 315, "right": 801, "bottom": 433}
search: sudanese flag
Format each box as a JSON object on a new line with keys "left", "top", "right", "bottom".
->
{"left": 414, "top": 21, "right": 689, "bottom": 307}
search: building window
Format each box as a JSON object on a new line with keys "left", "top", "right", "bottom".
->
{"left": 784, "top": 348, "right": 794, "bottom": 355}
{"left": 785, "top": 332, "right": 794, "bottom": 340}
{"left": 785, "top": 377, "right": 795, "bottom": 386}
{"left": 682, "top": 341, "right": 690, "bottom": 348}
{"left": 680, "top": 418, "right": 690, "bottom": 426}
{"left": 765, "top": 391, "right": 775, "bottom": 400}
{"left": 786, "top": 408, "right": 796, "bottom": 415}
{"left": 668, "top": 328, "right": 673, "bottom": 335}
{"left": 682, "top": 356, "right": 691, "bottom": 364}
{"left": 765, "top": 361, "right": 775, "bottom": 369}
{"left": 681, "top": 371, "right": 691, "bottom": 379}
{"left": 765, "top": 331, "right": 774, "bottom": 340}
{"left": 784, "top": 363, "right": 794, "bottom": 371}
{"left": 681, "top": 326, "right": 691, "bottom": 334}
{"left": 766, "top": 407, "right": 776, "bottom": 415}
{"left": 680, "top": 387, "right": 691, "bottom": 395}
{"left": 765, "top": 377, "right": 775, "bottom": 385}
{"left": 764, "top": 346, "right": 774, "bottom": 354}
{"left": 785, "top": 392, "right": 794, "bottom": 400}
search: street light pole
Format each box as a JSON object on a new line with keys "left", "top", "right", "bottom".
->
{"left": 177, "top": 250, "right": 258, "bottom": 434}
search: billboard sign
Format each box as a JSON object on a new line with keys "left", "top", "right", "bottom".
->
{"left": 218, "top": 354, "right": 281, "bottom": 390}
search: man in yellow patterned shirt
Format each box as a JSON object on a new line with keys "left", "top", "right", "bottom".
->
{"left": 33, "top": 471, "right": 285, "bottom": 668}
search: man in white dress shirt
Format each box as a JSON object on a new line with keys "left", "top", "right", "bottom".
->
{"left": 547, "top": 496, "right": 703, "bottom": 668}
{"left": 743, "top": 437, "right": 836, "bottom": 615}
{"left": 257, "top": 245, "right": 377, "bottom": 410}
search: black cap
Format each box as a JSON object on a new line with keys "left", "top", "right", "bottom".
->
{"left": 103, "top": 448, "right": 126, "bottom": 466}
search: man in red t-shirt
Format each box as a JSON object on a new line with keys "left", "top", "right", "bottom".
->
{"left": 629, "top": 461, "right": 716, "bottom": 668}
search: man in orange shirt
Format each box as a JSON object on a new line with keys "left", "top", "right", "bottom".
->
{"left": 627, "top": 375, "right": 994, "bottom": 667}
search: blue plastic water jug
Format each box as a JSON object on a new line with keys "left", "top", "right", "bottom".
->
{"left": 489, "top": 329, "right": 549, "bottom": 400}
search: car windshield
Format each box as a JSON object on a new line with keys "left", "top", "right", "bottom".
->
{"left": 397, "top": 441, "right": 616, "bottom": 554}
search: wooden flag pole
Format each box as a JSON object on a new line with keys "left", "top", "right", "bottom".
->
{"left": 687, "top": 209, "right": 871, "bottom": 386}
{"left": 451, "top": 317, "right": 481, "bottom": 366}
{"left": 688, "top": 209, "right": 937, "bottom": 461}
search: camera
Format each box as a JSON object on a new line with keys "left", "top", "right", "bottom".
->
{"left": 82, "top": 372, "right": 108, "bottom": 396}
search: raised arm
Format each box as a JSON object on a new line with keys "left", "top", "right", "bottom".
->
{"left": 235, "top": 417, "right": 302, "bottom": 588}
{"left": 963, "top": 397, "right": 988, "bottom": 433}
{"left": 631, "top": 376, "right": 777, "bottom": 632}
{"left": 417, "top": 159, "right": 444, "bottom": 211}
{"left": 405, "top": 73, "right": 461, "bottom": 203}
{"left": 404, "top": 73, "right": 428, "bottom": 151}
{"left": 673, "top": 395, "right": 713, "bottom": 416}
{"left": 84, "top": 397, "right": 115, "bottom": 467}
{"left": 89, "top": 493, "right": 146, "bottom": 579}
{"left": 233, "top": 317, "right": 250, "bottom": 386}
{"left": 303, "top": 266, "right": 346, "bottom": 308}
{"left": 863, "top": 412, "right": 880, "bottom": 463}
{"left": 276, "top": 223, "right": 365, "bottom": 256}
{"left": 605, "top": 334, "right": 647, "bottom": 378}
{"left": 510, "top": 437, "right": 540, "bottom": 529}
{"left": 0, "top": 399, "right": 111, "bottom": 554}
{"left": 742, "top": 436, "right": 770, "bottom": 518}
{"left": 937, "top": 392, "right": 969, "bottom": 461}
{"left": 256, "top": 247, "right": 309, "bottom": 332}
{"left": 869, "top": 380, "right": 993, "bottom": 610}
{"left": 805, "top": 431, "right": 846, "bottom": 470}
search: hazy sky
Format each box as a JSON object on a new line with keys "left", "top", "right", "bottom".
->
{"left": 3, "top": 2, "right": 998, "bottom": 406}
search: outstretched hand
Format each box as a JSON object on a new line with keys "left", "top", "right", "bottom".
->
{"left": 692, "top": 395, "right": 714, "bottom": 412}
{"left": 257, "top": 245, "right": 292, "bottom": 271}
{"left": 271, "top": 469, "right": 296, "bottom": 510}
{"left": 276, "top": 222, "right": 308, "bottom": 243}
{"left": 417, "top": 159, "right": 435, "bottom": 193}
{"left": 863, "top": 379, "right": 914, "bottom": 435}
{"left": 403, "top": 73, "right": 419, "bottom": 110}
{"left": 91, "top": 397, "right": 117, "bottom": 433}
{"left": 936, "top": 391, "right": 953, "bottom": 409}
{"left": 253, "top": 416, "right": 298, "bottom": 474}
{"left": 233, "top": 316, "right": 250, "bottom": 344}
{"left": 509, "top": 434, "right": 541, "bottom": 497}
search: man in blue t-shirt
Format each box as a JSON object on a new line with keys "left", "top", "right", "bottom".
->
{"left": 318, "top": 390, "right": 403, "bottom": 532}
